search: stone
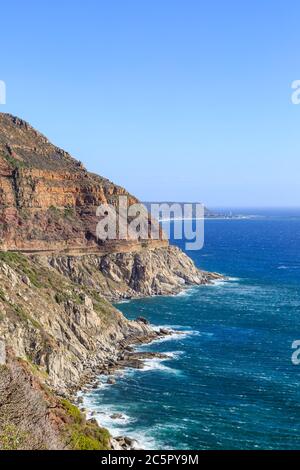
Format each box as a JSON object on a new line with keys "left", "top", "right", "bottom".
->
{"left": 107, "top": 377, "right": 116, "bottom": 385}
{"left": 136, "top": 316, "right": 149, "bottom": 325}
{"left": 110, "top": 413, "right": 124, "bottom": 420}
{"left": 21, "top": 275, "right": 31, "bottom": 286}
{"left": 160, "top": 328, "right": 170, "bottom": 335}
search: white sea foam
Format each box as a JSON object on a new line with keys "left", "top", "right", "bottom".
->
{"left": 211, "top": 276, "right": 240, "bottom": 287}
{"left": 165, "top": 350, "right": 184, "bottom": 359}
{"left": 176, "top": 287, "right": 198, "bottom": 297}
{"left": 81, "top": 393, "right": 160, "bottom": 449}
{"left": 277, "top": 265, "right": 299, "bottom": 270}
{"left": 140, "top": 357, "right": 182, "bottom": 375}
{"left": 211, "top": 279, "right": 227, "bottom": 286}
{"left": 78, "top": 321, "right": 193, "bottom": 449}
{"left": 139, "top": 325, "right": 199, "bottom": 345}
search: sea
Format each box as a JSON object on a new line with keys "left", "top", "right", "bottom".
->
{"left": 82, "top": 208, "right": 300, "bottom": 450}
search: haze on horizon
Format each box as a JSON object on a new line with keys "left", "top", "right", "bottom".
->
{"left": 1, "top": 0, "right": 299, "bottom": 208}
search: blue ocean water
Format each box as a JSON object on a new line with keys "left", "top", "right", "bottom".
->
{"left": 83, "top": 214, "right": 300, "bottom": 450}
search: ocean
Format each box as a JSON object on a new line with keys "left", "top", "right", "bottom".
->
{"left": 82, "top": 212, "right": 300, "bottom": 450}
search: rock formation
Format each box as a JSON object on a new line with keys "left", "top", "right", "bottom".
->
{"left": 0, "top": 113, "right": 221, "bottom": 449}
{"left": 0, "top": 113, "right": 165, "bottom": 254}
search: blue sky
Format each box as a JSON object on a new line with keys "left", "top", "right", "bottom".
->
{"left": 0, "top": 0, "right": 299, "bottom": 207}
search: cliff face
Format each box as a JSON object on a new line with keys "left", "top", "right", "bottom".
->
{"left": 0, "top": 113, "right": 164, "bottom": 253}
{"left": 0, "top": 113, "right": 222, "bottom": 450}
{"left": 47, "top": 246, "right": 221, "bottom": 301}
{"left": 0, "top": 251, "right": 163, "bottom": 450}
{"left": 0, "top": 252, "right": 155, "bottom": 394}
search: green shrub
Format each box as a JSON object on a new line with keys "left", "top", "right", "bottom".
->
{"left": 69, "top": 425, "right": 110, "bottom": 450}
{"left": 61, "top": 399, "right": 83, "bottom": 424}
{"left": 0, "top": 424, "right": 28, "bottom": 450}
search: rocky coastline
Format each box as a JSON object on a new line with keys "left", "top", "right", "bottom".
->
{"left": 0, "top": 113, "right": 223, "bottom": 450}
{"left": 72, "top": 324, "right": 178, "bottom": 451}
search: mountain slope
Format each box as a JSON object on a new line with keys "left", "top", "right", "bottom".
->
{"left": 0, "top": 113, "right": 221, "bottom": 450}
{"left": 0, "top": 113, "right": 164, "bottom": 254}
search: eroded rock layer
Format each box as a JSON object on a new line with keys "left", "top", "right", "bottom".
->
{"left": 0, "top": 113, "right": 164, "bottom": 253}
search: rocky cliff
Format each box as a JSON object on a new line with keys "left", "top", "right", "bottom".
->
{"left": 0, "top": 113, "right": 164, "bottom": 254}
{"left": 0, "top": 113, "right": 221, "bottom": 450}
{"left": 46, "top": 245, "right": 220, "bottom": 301}
{"left": 0, "top": 251, "right": 161, "bottom": 449}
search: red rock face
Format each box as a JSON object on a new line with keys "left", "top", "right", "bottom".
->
{"left": 0, "top": 113, "right": 167, "bottom": 253}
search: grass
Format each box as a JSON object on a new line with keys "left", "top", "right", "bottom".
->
{"left": 3, "top": 153, "right": 28, "bottom": 170}
{"left": 64, "top": 207, "right": 75, "bottom": 218}
{"left": 12, "top": 303, "right": 41, "bottom": 329}
{"left": 24, "top": 357, "right": 49, "bottom": 379}
{"left": 69, "top": 426, "right": 110, "bottom": 450}
{"left": 61, "top": 399, "right": 83, "bottom": 425}
{"left": 61, "top": 398, "right": 111, "bottom": 450}
{"left": 0, "top": 423, "right": 28, "bottom": 450}
{"left": 0, "top": 274, "right": 41, "bottom": 328}
{"left": 0, "top": 252, "right": 43, "bottom": 288}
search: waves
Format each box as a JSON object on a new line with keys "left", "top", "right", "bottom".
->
{"left": 79, "top": 326, "right": 194, "bottom": 449}
{"left": 81, "top": 218, "right": 300, "bottom": 450}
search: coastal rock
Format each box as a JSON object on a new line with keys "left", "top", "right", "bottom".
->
{"left": 0, "top": 252, "right": 155, "bottom": 394}
{"left": 110, "top": 413, "right": 124, "bottom": 420}
{"left": 111, "top": 436, "right": 140, "bottom": 450}
{"left": 136, "top": 316, "right": 149, "bottom": 325}
{"left": 46, "top": 246, "right": 222, "bottom": 301}
{"left": 107, "top": 377, "right": 116, "bottom": 385}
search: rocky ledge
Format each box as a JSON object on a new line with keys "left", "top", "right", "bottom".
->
{"left": 46, "top": 245, "right": 222, "bottom": 301}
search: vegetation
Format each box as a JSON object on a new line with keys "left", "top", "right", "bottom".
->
{"left": 61, "top": 399, "right": 83, "bottom": 424}
{"left": 0, "top": 251, "right": 42, "bottom": 288}
{"left": 69, "top": 424, "right": 110, "bottom": 450}
{"left": 3, "top": 153, "right": 28, "bottom": 170}
{"left": 0, "top": 423, "right": 28, "bottom": 450}
{"left": 61, "top": 399, "right": 110, "bottom": 450}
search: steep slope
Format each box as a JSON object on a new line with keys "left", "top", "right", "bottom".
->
{"left": 0, "top": 113, "right": 222, "bottom": 450}
{"left": 0, "top": 351, "right": 111, "bottom": 450}
{"left": 0, "top": 252, "right": 155, "bottom": 393}
{"left": 0, "top": 113, "right": 164, "bottom": 254}
{"left": 47, "top": 246, "right": 221, "bottom": 301}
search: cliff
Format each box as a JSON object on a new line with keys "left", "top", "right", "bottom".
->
{"left": 0, "top": 251, "right": 160, "bottom": 450}
{"left": 47, "top": 246, "right": 220, "bottom": 301}
{"left": 0, "top": 113, "right": 221, "bottom": 450}
{"left": 0, "top": 252, "right": 156, "bottom": 394}
{"left": 0, "top": 113, "right": 164, "bottom": 254}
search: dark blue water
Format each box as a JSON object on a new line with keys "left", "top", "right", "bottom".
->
{"left": 83, "top": 216, "right": 300, "bottom": 449}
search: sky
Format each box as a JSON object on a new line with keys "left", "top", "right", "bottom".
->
{"left": 0, "top": 0, "right": 300, "bottom": 208}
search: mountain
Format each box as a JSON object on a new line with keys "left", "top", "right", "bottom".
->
{"left": 0, "top": 113, "right": 164, "bottom": 254}
{"left": 0, "top": 113, "right": 221, "bottom": 449}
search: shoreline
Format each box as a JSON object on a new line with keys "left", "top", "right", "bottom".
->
{"left": 72, "top": 324, "right": 183, "bottom": 450}
{"left": 70, "top": 276, "right": 227, "bottom": 450}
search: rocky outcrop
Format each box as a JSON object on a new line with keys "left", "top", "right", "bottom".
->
{"left": 0, "top": 113, "right": 164, "bottom": 254}
{"left": 0, "top": 252, "right": 156, "bottom": 395}
{"left": 0, "top": 252, "right": 175, "bottom": 450}
{"left": 46, "top": 245, "right": 221, "bottom": 301}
